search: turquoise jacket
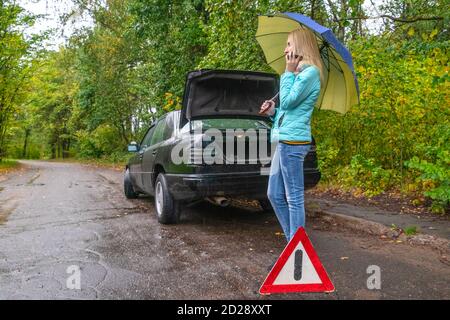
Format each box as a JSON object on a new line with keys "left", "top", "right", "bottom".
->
{"left": 269, "top": 64, "right": 321, "bottom": 143}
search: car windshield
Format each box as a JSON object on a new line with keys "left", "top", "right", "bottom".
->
{"left": 192, "top": 118, "right": 271, "bottom": 130}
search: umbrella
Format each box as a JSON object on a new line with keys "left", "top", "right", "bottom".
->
{"left": 256, "top": 12, "right": 359, "bottom": 114}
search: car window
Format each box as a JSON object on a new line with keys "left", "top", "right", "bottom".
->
{"left": 141, "top": 125, "right": 156, "bottom": 148}
{"left": 150, "top": 117, "right": 166, "bottom": 146}
{"left": 163, "top": 113, "right": 174, "bottom": 140}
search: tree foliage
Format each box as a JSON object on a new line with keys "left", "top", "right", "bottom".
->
{"left": 0, "top": 0, "right": 41, "bottom": 160}
{"left": 3, "top": 0, "right": 449, "bottom": 213}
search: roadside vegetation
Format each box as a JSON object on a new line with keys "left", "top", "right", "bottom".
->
{"left": 47, "top": 156, "right": 127, "bottom": 171}
{"left": 0, "top": 0, "right": 448, "bottom": 214}
{"left": 0, "top": 159, "right": 20, "bottom": 175}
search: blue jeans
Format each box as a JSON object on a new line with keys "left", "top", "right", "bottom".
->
{"left": 267, "top": 142, "right": 311, "bottom": 242}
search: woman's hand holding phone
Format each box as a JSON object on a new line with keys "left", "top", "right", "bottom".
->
{"left": 259, "top": 100, "right": 275, "bottom": 116}
{"left": 285, "top": 51, "right": 303, "bottom": 73}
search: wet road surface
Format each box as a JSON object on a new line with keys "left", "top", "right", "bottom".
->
{"left": 0, "top": 161, "right": 449, "bottom": 299}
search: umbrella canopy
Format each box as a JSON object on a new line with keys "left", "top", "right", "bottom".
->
{"left": 256, "top": 12, "right": 359, "bottom": 114}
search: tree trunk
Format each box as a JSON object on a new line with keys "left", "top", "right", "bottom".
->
{"left": 62, "top": 138, "right": 70, "bottom": 159}
{"left": 57, "top": 140, "right": 61, "bottom": 159}
{"left": 22, "top": 128, "right": 31, "bottom": 159}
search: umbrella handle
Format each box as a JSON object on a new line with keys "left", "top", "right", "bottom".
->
{"left": 269, "top": 92, "right": 279, "bottom": 102}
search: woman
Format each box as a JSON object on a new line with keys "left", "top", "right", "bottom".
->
{"left": 260, "top": 28, "right": 324, "bottom": 242}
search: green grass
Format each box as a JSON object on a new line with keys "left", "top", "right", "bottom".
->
{"left": 404, "top": 225, "right": 419, "bottom": 236}
{"left": 0, "top": 159, "right": 20, "bottom": 172}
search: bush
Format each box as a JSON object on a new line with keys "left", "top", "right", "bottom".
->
{"left": 75, "top": 125, "right": 126, "bottom": 159}
{"left": 100, "top": 151, "right": 130, "bottom": 164}
{"left": 405, "top": 150, "right": 450, "bottom": 214}
{"left": 336, "top": 154, "right": 394, "bottom": 197}
{"left": 403, "top": 122, "right": 449, "bottom": 214}
{"left": 311, "top": 36, "right": 448, "bottom": 213}
{"left": 316, "top": 142, "right": 340, "bottom": 182}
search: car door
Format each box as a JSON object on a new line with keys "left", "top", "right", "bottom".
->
{"left": 133, "top": 124, "right": 156, "bottom": 192}
{"left": 141, "top": 116, "right": 167, "bottom": 194}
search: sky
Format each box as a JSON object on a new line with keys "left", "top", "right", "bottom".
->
{"left": 18, "top": 0, "right": 94, "bottom": 49}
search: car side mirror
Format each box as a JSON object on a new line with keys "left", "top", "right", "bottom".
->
{"left": 128, "top": 142, "right": 139, "bottom": 152}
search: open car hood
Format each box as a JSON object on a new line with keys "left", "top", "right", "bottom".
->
{"left": 180, "top": 70, "right": 279, "bottom": 124}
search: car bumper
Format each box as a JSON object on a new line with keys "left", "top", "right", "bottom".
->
{"left": 165, "top": 169, "right": 321, "bottom": 201}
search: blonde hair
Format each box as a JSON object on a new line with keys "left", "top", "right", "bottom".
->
{"left": 288, "top": 28, "right": 324, "bottom": 86}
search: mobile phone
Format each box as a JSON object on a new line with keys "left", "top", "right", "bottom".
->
{"left": 291, "top": 52, "right": 303, "bottom": 60}
{"left": 287, "top": 52, "right": 301, "bottom": 59}
{"left": 259, "top": 102, "right": 272, "bottom": 114}
{"left": 259, "top": 93, "right": 279, "bottom": 114}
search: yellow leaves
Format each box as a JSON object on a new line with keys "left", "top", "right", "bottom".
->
{"left": 163, "top": 92, "right": 182, "bottom": 112}
{"left": 406, "top": 183, "right": 417, "bottom": 193}
{"left": 421, "top": 179, "right": 436, "bottom": 191}
{"left": 430, "top": 29, "right": 439, "bottom": 40}
{"left": 407, "top": 27, "right": 415, "bottom": 37}
{"left": 352, "top": 188, "right": 364, "bottom": 197}
{"left": 421, "top": 32, "right": 429, "bottom": 41}
{"left": 397, "top": 96, "right": 407, "bottom": 106}
{"left": 415, "top": 28, "right": 439, "bottom": 42}
{"left": 411, "top": 108, "right": 425, "bottom": 119}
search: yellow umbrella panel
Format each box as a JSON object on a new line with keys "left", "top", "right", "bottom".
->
{"left": 256, "top": 13, "right": 359, "bottom": 114}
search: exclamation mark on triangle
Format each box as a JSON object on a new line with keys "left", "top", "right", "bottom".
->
{"left": 294, "top": 249, "right": 303, "bottom": 281}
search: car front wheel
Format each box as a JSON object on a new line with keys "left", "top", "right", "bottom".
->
{"left": 154, "top": 173, "right": 180, "bottom": 224}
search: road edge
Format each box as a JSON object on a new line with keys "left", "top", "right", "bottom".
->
{"left": 306, "top": 202, "right": 450, "bottom": 255}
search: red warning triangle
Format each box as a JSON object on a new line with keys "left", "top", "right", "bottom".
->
{"left": 260, "top": 227, "right": 334, "bottom": 294}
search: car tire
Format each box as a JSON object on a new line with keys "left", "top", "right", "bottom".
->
{"left": 124, "top": 168, "right": 139, "bottom": 199}
{"left": 154, "top": 173, "right": 180, "bottom": 224}
{"left": 259, "top": 198, "right": 274, "bottom": 212}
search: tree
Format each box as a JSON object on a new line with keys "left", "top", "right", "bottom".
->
{"left": 131, "top": 0, "right": 209, "bottom": 113}
{"left": 26, "top": 49, "right": 77, "bottom": 159}
{"left": 0, "top": 1, "right": 39, "bottom": 160}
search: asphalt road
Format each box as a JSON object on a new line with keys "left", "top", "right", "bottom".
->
{"left": 0, "top": 160, "right": 448, "bottom": 299}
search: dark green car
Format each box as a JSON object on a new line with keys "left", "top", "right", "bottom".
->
{"left": 124, "top": 70, "right": 321, "bottom": 224}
